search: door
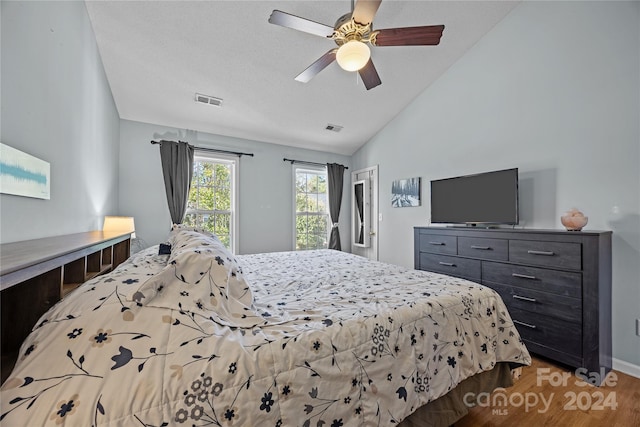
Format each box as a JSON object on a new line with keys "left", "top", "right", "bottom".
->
{"left": 351, "top": 165, "right": 378, "bottom": 260}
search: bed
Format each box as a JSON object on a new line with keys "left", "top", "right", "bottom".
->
{"left": 0, "top": 229, "right": 530, "bottom": 426}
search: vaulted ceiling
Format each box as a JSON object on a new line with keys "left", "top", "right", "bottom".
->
{"left": 86, "top": 1, "right": 519, "bottom": 156}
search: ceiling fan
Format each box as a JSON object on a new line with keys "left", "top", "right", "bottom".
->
{"left": 268, "top": 0, "right": 445, "bottom": 90}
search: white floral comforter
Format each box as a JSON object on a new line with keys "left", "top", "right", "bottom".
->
{"left": 0, "top": 246, "right": 530, "bottom": 426}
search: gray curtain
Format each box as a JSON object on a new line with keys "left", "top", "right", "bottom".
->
{"left": 327, "top": 163, "right": 345, "bottom": 250}
{"left": 159, "top": 140, "right": 194, "bottom": 224}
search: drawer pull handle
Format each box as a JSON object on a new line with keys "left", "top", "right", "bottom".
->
{"left": 429, "top": 241, "right": 445, "bottom": 246}
{"left": 513, "top": 294, "right": 537, "bottom": 303}
{"left": 512, "top": 273, "right": 537, "bottom": 280}
{"left": 527, "top": 250, "right": 555, "bottom": 256}
{"left": 438, "top": 262, "right": 456, "bottom": 267}
{"left": 470, "top": 245, "right": 491, "bottom": 250}
{"left": 513, "top": 320, "right": 537, "bottom": 329}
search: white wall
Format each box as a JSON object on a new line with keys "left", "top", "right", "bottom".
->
{"left": 119, "top": 119, "right": 352, "bottom": 254}
{"left": 0, "top": 1, "right": 120, "bottom": 243}
{"left": 352, "top": 2, "right": 640, "bottom": 369}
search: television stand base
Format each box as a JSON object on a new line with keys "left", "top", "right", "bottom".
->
{"left": 445, "top": 224, "right": 501, "bottom": 229}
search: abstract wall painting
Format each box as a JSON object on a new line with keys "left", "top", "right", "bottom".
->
{"left": 392, "top": 177, "right": 421, "bottom": 208}
{"left": 0, "top": 143, "right": 50, "bottom": 200}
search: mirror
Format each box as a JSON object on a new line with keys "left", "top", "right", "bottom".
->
{"left": 352, "top": 179, "right": 370, "bottom": 247}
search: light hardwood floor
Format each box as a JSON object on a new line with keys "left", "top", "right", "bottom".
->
{"left": 454, "top": 357, "right": 640, "bottom": 427}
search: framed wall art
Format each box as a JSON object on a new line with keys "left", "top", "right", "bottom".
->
{"left": 0, "top": 143, "right": 50, "bottom": 199}
{"left": 392, "top": 177, "right": 420, "bottom": 208}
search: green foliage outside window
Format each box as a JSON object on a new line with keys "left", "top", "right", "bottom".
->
{"left": 184, "top": 160, "right": 233, "bottom": 248}
{"left": 295, "top": 169, "right": 328, "bottom": 250}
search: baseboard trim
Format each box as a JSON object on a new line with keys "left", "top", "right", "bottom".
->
{"left": 612, "top": 358, "right": 640, "bottom": 379}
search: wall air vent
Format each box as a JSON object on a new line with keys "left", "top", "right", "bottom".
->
{"left": 325, "top": 124, "right": 343, "bottom": 132}
{"left": 195, "top": 93, "right": 223, "bottom": 107}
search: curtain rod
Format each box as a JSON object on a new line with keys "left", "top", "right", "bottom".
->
{"left": 283, "top": 158, "right": 348, "bottom": 169}
{"left": 150, "top": 140, "right": 254, "bottom": 158}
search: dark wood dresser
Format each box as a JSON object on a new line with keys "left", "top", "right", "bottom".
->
{"left": 0, "top": 231, "right": 131, "bottom": 383}
{"left": 414, "top": 226, "right": 612, "bottom": 379}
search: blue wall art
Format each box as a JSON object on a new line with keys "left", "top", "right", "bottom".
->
{"left": 0, "top": 143, "right": 50, "bottom": 200}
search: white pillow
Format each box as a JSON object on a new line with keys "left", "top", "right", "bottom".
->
{"left": 168, "top": 223, "right": 218, "bottom": 246}
{"left": 170, "top": 229, "right": 225, "bottom": 253}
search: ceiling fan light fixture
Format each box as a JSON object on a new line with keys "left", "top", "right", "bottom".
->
{"left": 336, "top": 40, "right": 370, "bottom": 72}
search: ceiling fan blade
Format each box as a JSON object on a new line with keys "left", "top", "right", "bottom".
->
{"left": 358, "top": 59, "right": 382, "bottom": 90}
{"left": 372, "top": 25, "right": 445, "bottom": 46}
{"left": 295, "top": 49, "right": 338, "bottom": 83}
{"left": 269, "top": 10, "right": 335, "bottom": 38}
{"left": 352, "top": 0, "right": 382, "bottom": 26}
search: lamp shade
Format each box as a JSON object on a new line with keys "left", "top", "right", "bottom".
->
{"left": 103, "top": 216, "right": 136, "bottom": 238}
{"left": 336, "top": 40, "right": 371, "bottom": 72}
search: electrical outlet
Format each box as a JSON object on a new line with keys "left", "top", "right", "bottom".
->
{"left": 637, "top": 319, "right": 640, "bottom": 337}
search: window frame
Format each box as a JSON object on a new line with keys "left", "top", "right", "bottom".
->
{"left": 185, "top": 152, "right": 239, "bottom": 253}
{"left": 292, "top": 164, "right": 329, "bottom": 251}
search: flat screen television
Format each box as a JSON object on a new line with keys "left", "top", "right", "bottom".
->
{"left": 430, "top": 168, "right": 519, "bottom": 225}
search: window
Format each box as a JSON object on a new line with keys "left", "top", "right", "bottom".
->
{"left": 184, "top": 154, "right": 238, "bottom": 251}
{"left": 294, "top": 166, "right": 329, "bottom": 250}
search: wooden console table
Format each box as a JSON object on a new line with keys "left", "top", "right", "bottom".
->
{"left": 0, "top": 231, "right": 131, "bottom": 383}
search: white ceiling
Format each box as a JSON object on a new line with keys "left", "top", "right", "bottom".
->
{"left": 85, "top": 1, "right": 519, "bottom": 156}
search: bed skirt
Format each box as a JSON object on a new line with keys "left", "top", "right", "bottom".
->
{"left": 399, "top": 362, "right": 517, "bottom": 427}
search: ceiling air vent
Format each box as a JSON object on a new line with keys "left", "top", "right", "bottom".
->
{"left": 195, "top": 93, "right": 223, "bottom": 107}
{"left": 325, "top": 124, "right": 343, "bottom": 133}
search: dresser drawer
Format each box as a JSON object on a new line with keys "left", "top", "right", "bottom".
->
{"left": 483, "top": 262, "right": 581, "bottom": 298}
{"left": 418, "top": 253, "right": 481, "bottom": 282}
{"left": 458, "top": 237, "right": 508, "bottom": 261}
{"left": 489, "top": 282, "right": 581, "bottom": 324}
{"left": 419, "top": 233, "right": 457, "bottom": 255}
{"left": 509, "top": 240, "right": 582, "bottom": 270}
{"left": 508, "top": 307, "right": 582, "bottom": 358}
